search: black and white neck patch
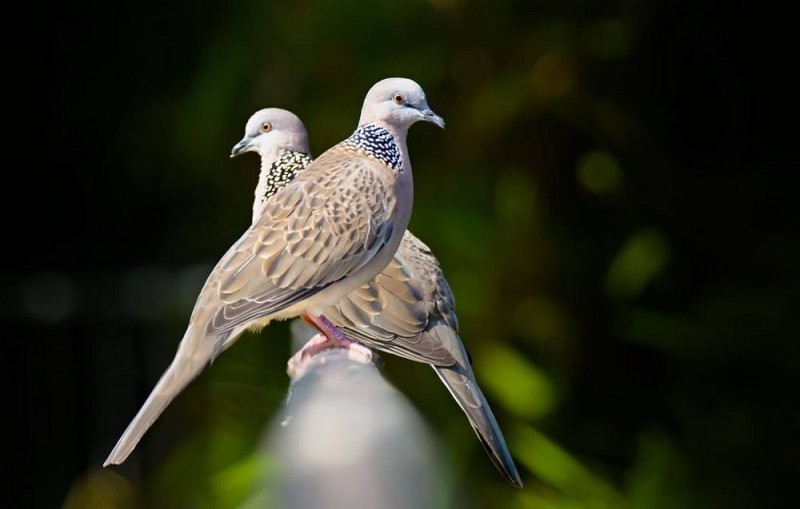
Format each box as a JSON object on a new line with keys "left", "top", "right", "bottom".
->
{"left": 342, "top": 123, "right": 403, "bottom": 172}
{"left": 261, "top": 150, "right": 313, "bottom": 201}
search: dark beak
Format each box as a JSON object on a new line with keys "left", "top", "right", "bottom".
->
{"left": 230, "top": 138, "right": 252, "bottom": 158}
{"left": 421, "top": 108, "right": 445, "bottom": 129}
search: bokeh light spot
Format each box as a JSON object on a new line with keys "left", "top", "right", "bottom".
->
{"left": 530, "top": 51, "right": 575, "bottom": 100}
{"left": 62, "top": 469, "right": 136, "bottom": 509}
{"left": 476, "top": 344, "right": 556, "bottom": 420}
{"left": 606, "top": 229, "right": 670, "bottom": 300}
{"left": 512, "top": 424, "right": 627, "bottom": 507}
{"left": 495, "top": 169, "right": 538, "bottom": 232}
{"left": 577, "top": 150, "right": 622, "bottom": 194}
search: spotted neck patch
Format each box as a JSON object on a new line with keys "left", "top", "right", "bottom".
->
{"left": 260, "top": 150, "right": 313, "bottom": 201}
{"left": 341, "top": 123, "right": 403, "bottom": 172}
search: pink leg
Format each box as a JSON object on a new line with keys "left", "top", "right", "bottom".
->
{"left": 302, "top": 313, "right": 358, "bottom": 347}
{"left": 286, "top": 314, "right": 380, "bottom": 378}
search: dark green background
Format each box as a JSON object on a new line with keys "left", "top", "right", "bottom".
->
{"left": 9, "top": 0, "right": 796, "bottom": 507}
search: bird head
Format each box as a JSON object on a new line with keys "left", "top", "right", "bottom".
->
{"left": 231, "top": 108, "right": 310, "bottom": 158}
{"left": 358, "top": 78, "right": 445, "bottom": 130}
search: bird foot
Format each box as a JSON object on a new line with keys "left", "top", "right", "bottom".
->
{"left": 286, "top": 332, "right": 380, "bottom": 379}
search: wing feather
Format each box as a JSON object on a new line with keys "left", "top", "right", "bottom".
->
{"left": 196, "top": 148, "right": 398, "bottom": 336}
{"left": 324, "top": 231, "right": 460, "bottom": 366}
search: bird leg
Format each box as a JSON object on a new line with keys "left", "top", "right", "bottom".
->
{"left": 302, "top": 313, "right": 358, "bottom": 347}
{"left": 286, "top": 314, "right": 380, "bottom": 379}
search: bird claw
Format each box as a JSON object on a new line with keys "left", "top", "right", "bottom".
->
{"left": 286, "top": 333, "right": 328, "bottom": 378}
{"left": 286, "top": 333, "right": 381, "bottom": 379}
{"left": 345, "top": 341, "right": 379, "bottom": 367}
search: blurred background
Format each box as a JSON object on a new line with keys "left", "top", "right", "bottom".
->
{"left": 8, "top": 0, "right": 797, "bottom": 507}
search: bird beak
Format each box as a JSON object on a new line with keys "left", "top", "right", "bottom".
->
{"left": 230, "top": 138, "right": 252, "bottom": 158}
{"left": 420, "top": 108, "right": 445, "bottom": 129}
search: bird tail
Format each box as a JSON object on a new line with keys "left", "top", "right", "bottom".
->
{"left": 104, "top": 327, "right": 225, "bottom": 466}
{"left": 432, "top": 340, "right": 523, "bottom": 488}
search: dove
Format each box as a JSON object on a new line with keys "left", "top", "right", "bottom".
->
{"left": 231, "top": 108, "right": 522, "bottom": 487}
{"left": 104, "top": 78, "right": 444, "bottom": 466}
{"left": 229, "top": 108, "right": 313, "bottom": 225}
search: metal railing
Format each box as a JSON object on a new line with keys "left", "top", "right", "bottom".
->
{"left": 241, "top": 321, "right": 450, "bottom": 509}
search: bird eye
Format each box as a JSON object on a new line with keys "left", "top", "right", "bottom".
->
{"left": 260, "top": 122, "right": 272, "bottom": 133}
{"left": 392, "top": 93, "right": 405, "bottom": 104}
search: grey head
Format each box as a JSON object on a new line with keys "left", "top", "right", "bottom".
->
{"left": 358, "top": 77, "right": 445, "bottom": 130}
{"left": 230, "top": 108, "right": 310, "bottom": 158}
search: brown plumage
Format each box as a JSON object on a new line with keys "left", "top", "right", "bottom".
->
{"left": 235, "top": 108, "right": 522, "bottom": 487}
{"left": 104, "top": 79, "right": 444, "bottom": 467}
{"left": 324, "top": 233, "right": 458, "bottom": 365}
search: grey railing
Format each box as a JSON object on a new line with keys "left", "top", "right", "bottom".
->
{"left": 241, "top": 321, "right": 450, "bottom": 509}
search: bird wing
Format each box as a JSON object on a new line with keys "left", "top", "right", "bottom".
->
{"left": 324, "top": 231, "right": 460, "bottom": 366}
{"left": 197, "top": 147, "right": 399, "bottom": 336}
{"left": 328, "top": 232, "right": 522, "bottom": 485}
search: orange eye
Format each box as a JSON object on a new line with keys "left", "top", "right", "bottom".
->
{"left": 260, "top": 122, "right": 272, "bottom": 133}
{"left": 393, "top": 93, "right": 405, "bottom": 104}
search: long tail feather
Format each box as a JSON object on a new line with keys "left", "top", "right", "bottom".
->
{"left": 104, "top": 328, "right": 225, "bottom": 466}
{"left": 432, "top": 345, "right": 523, "bottom": 488}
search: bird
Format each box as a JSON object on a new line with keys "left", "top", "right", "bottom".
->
{"left": 231, "top": 108, "right": 523, "bottom": 487}
{"left": 104, "top": 77, "right": 444, "bottom": 467}
{"left": 229, "top": 108, "right": 313, "bottom": 225}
